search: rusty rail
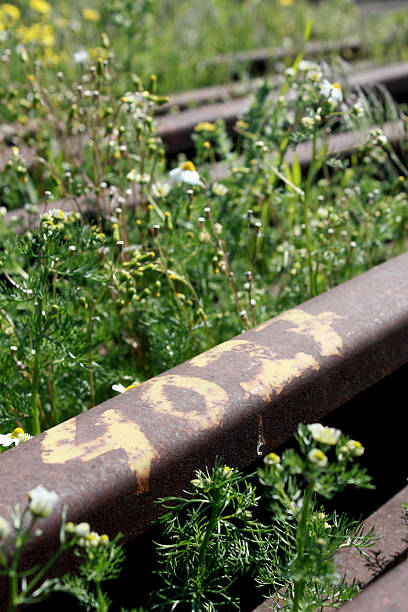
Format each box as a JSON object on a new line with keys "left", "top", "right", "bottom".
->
{"left": 1, "top": 250, "right": 408, "bottom": 595}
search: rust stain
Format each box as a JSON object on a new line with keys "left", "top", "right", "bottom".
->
{"left": 141, "top": 374, "right": 229, "bottom": 430}
{"left": 41, "top": 409, "right": 156, "bottom": 493}
{"left": 240, "top": 351, "right": 319, "bottom": 400}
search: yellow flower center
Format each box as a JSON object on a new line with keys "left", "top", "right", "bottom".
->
{"left": 332, "top": 83, "right": 342, "bottom": 91}
{"left": 10, "top": 428, "right": 24, "bottom": 439}
{"left": 180, "top": 161, "right": 196, "bottom": 172}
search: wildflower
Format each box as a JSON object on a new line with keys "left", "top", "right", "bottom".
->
{"left": 346, "top": 440, "right": 365, "bottom": 457}
{"left": 190, "top": 478, "right": 203, "bottom": 488}
{"left": 194, "top": 121, "right": 216, "bottom": 132}
{"left": 298, "top": 60, "right": 317, "bottom": 72}
{"left": 352, "top": 100, "right": 365, "bottom": 118}
{"left": 64, "top": 522, "right": 75, "bottom": 534}
{"left": 301, "top": 116, "right": 314, "bottom": 130}
{"left": 169, "top": 161, "right": 203, "bottom": 187}
{"left": 307, "top": 69, "right": 322, "bottom": 83}
{"left": 307, "top": 423, "right": 341, "bottom": 445}
{"left": 223, "top": 466, "right": 233, "bottom": 477}
{"left": 320, "top": 80, "right": 343, "bottom": 104}
{"left": 0, "top": 3, "right": 20, "bottom": 27}
{"left": 368, "top": 128, "right": 388, "bottom": 146}
{"left": 278, "top": 0, "right": 294, "bottom": 5}
{"left": 87, "top": 531, "right": 100, "bottom": 547}
{"left": 112, "top": 382, "right": 139, "bottom": 393}
{"left": 152, "top": 182, "right": 171, "bottom": 198}
{"left": 308, "top": 448, "right": 328, "bottom": 467}
{"left": 0, "top": 427, "right": 34, "bottom": 447}
{"left": 28, "top": 485, "right": 58, "bottom": 518}
{"left": 212, "top": 182, "right": 228, "bottom": 196}
{"left": 100, "top": 534, "right": 110, "bottom": 544}
{"left": 127, "top": 169, "right": 151, "bottom": 184}
{"left": 75, "top": 522, "right": 91, "bottom": 537}
{"left": 0, "top": 516, "right": 10, "bottom": 539}
{"left": 29, "top": 0, "right": 51, "bottom": 15}
{"left": 74, "top": 49, "right": 89, "bottom": 64}
{"left": 264, "top": 452, "right": 281, "bottom": 466}
{"left": 82, "top": 7, "right": 100, "bottom": 22}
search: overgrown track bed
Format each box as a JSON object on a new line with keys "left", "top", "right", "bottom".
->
{"left": 1, "top": 250, "right": 408, "bottom": 603}
{"left": 4, "top": 119, "right": 405, "bottom": 229}
{"left": 2, "top": 59, "right": 408, "bottom": 176}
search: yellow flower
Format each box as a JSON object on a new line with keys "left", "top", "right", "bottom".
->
{"left": 194, "top": 121, "right": 216, "bottom": 133}
{"left": 278, "top": 0, "right": 294, "bottom": 5}
{"left": 82, "top": 7, "right": 100, "bottom": 22}
{"left": 29, "top": 0, "right": 51, "bottom": 15}
{"left": 19, "top": 23, "right": 55, "bottom": 47}
{"left": 0, "top": 3, "right": 20, "bottom": 28}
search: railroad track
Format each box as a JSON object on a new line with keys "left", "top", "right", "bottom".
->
{"left": 1, "top": 251, "right": 408, "bottom": 609}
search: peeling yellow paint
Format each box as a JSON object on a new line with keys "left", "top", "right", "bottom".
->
{"left": 278, "top": 310, "right": 343, "bottom": 357}
{"left": 141, "top": 374, "right": 229, "bottom": 429}
{"left": 190, "top": 339, "right": 249, "bottom": 368}
{"left": 240, "top": 351, "right": 319, "bottom": 400}
{"left": 41, "top": 409, "right": 156, "bottom": 493}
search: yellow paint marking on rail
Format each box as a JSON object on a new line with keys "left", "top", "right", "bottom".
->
{"left": 140, "top": 374, "right": 229, "bottom": 429}
{"left": 189, "top": 339, "right": 249, "bottom": 367}
{"left": 240, "top": 351, "right": 319, "bottom": 400}
{"left": 277, "top": 310, "right": 343, "bottom": 356}
{"left": 41, "top": 408, "right": 156, "bottom": 494}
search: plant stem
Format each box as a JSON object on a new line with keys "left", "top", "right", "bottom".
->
{"left": 95, "top": 580, "right": 108, "bottom": 612}
{"left": 302, "top": 132, "right": 318, "bottom": 298}
{"left": 292, "top": 484, "right": 314, "bottom": 612}
{"left": 31, "top": 349, "right": 41, "bottom": 435}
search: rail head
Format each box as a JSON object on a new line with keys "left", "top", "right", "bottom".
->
{"left": 1, "top": 250, "right": 408, "bottom": 577}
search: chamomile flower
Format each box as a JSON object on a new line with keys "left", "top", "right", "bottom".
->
{"left": 152, "top": 182, "right": 171, "bottom": 198}
{"left": 212, "top": 182, "right": 228, "bottom": 196}
{"left": 308, "top": 424, "right": 340, "bottom": 445}
{"left": 320, "top": 80, "right": 343, "bottom": 105}
{"left": 73, "top": 49, "right": 89, "bottom": 64}
{"left": 0, "top": 427, "right": 33, "bottom": 447}
{"left": 308, "top": 423, "right": 341, "bottom": 445}
{"left": 28, "top": 485, "right": 58, "bottom": 518}
{"left": 352, "top": 100, "right": 365, "bottom": 118}
{"left": 308, "top": 448, "right": 328, "bottom": 467}
{"left": 112, "top": 381, "right": 139, "bottom": 394}
{"left": 169, "top": 161, "right": 203, "bottom": 187}
{"left": 346, "top": 440, "right": 365, "bottom": 457}
{"left": 301, "top": 116, "right": 315, "bottom": 130}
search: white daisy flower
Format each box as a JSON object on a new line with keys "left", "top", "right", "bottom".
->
{"left": 320, "top": 80, "right": 342, "bottom": 104}
{"left": 307, "top": 423, "right": 341, "bottom": 445}
{"left": 112, "top": 382, "right": 139, "bottom": 394}
{"left": 28, "top": 485, "right": 59, "bottom": 518}
{"left": 73, "top": 49, "right": 89, "bottom": 64}
{"left": 308, "top": 448, "right": 328, "bottom": 467}
{"left": 152, "top": 182, "right": 171, "bottom": 198}
{"left": 169, "top": 161, "right": 203, "bottom": 187}
{"left": 0, "top": 428, "right": 34, "bottom": 448}
{"left": 212, "top": 182, "right": 228, "bottom": 196}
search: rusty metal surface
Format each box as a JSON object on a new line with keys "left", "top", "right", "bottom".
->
{"left": 1, "top": 251, "right": 408, "bottom": 591}
{"left": 340, "top": 559, "right": 408, "bottom": 611}
{"left": 252, "top": 482, "right": 408, "bottom": 611}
